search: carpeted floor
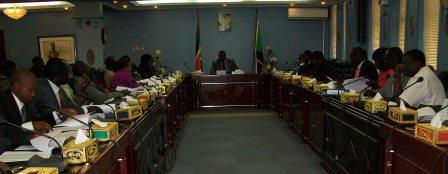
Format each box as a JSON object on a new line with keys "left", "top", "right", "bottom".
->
{"left": 168, "top": 108, "right": 326, "bottom": 174}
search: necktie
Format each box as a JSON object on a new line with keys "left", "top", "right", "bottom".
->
{"left": 59, "top": 89, "right": 67, "bottom": 108}
{"left": 355, "top": 68, "right": 360, "bottom": 78}
{"left": 222, "top": 61, "right": 226, "bottom": 71}
{"left": 20, "top": 107, "right": 27, "bottom": 123}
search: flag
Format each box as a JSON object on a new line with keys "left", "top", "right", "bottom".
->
{"left": 254, "top": 10, "right": 264, "bottom": 74}
{"left": 194, "top": 10, "right": 202, "bottom": 71}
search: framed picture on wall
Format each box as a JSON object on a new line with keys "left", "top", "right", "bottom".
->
{"left": 38, "top": 35, "right": 76, "bottom": 64}
{"left": 218, "top": 13, "right": 231, "bottom": 32}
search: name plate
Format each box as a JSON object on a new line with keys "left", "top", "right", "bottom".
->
{"left": 216, "top": 70, "right": 226, "bottom": 75}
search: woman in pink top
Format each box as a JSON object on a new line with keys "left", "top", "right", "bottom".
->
{"left": 110, "top": 56, "right": 140, "bottom": 89}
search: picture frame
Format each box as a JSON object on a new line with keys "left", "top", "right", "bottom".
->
{"left": 38, "top": 35, "right": 76, "bottom": 64}
{"left": 218, "top": 13, "right": 231, "bottom": 32}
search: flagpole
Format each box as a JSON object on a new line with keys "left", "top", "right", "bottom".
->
{"left": 254, "top": 9, "right": 259, "bottom": 74}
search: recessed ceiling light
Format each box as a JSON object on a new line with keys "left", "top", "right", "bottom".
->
{"left": 290, "top": 3, "right": 294, "bottom": 6}
{"left": 133, "top": 0, "right": 313, "bottom": 5}
{"left": 320, "top": 1, "right": 326, "bottom": 5}
{"left": 154, "top": 5, "right": 158, "bottom": 8}
{"left": 113, "top": 1, "right": 118, "bottom": 3}
{"left": 123, "top": 4, "right": 128, "bottom": 8}
{"left": 0, "top": 1, "right": 74, "bottom": 9}
{"left": 222, "top": 3, "right": 227, "bottom": 6}
{"left": 64, "top": 7, "right": 68, "bottom": 10}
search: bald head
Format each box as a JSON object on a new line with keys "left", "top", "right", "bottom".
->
{"left": 10, "top": 69, "right": 37, "bottom": 103}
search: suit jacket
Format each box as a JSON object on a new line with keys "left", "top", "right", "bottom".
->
{"left": 210, "top": 58, "right": 238, "bottom": 75}
{"left": 358, "top": 60, "right": 379, "bottom": 82}
{"left": 29, "top": 78, "right": 84, "bottom": 126}
{"left": 0, "top": 90, "right": 34, "bottom": 153}
{"left": 72, "top": 77, "right": 124, "bottom": 104}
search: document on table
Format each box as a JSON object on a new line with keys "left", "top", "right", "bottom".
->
{"left": 342, "top": 78, "right": 369, "bottom": 91}
{"left": 15, "top": 145, "right": 36, "bottom": 151}
{"left": 54, "top": 113, "right": 90, "bottom": 127}
{"left": 30, "top": 129, "right": 77, "bottom": 152}
{"left": 0, "top": 151, "right": 51, "bottom": 162}
{"left": 116, "top": 86, "right": 143, "bottom": 95}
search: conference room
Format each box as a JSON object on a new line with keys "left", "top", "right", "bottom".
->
{"left": 0, "top": 0, "right": 447, "bottom": 173}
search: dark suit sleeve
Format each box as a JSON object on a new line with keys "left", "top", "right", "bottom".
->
{"left": 29, "top": 82, "right": 61, "bottom": 126}
{"left": 210, "top": 61, "right": 217, "bottom": 75}
{"left": 0, "top": 108, "right": 32, "bottom": 152}
{"left": 231, "top": 60, "right": 238, "bottom": 71}
{"left": 0, "top": 112, "right": 12, "bottom": 153}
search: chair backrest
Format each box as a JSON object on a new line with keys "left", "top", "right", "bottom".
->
{"left": 437, "top": 71, "right": 448, "bottom": 93}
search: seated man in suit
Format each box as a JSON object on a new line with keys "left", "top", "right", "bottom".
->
{"left": 0, "top": 69, "right": 52, "bottom": 153}
{"left": 210, "top": 50, "right": 238, "bottom": 75}
{"left": 30, "top": 58, "right": 84, "bottom": 126}
{"left": 397, "top": 50, "right": 446, "bottom": 121}
{"left": 350, "top": 47, "right": 379, "bottom": 82}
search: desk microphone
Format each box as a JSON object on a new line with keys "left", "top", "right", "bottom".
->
{"left": 73, "top": 92, "right": 117, "bottom": 119}
{"left": 383, "top": 77, "right": 424, "bottom": 117}
{"left": 44, "top": 105, "right": 91, "bottom": 131}
{"left": 386, "top": 77, "right": 424, "bottom": 102}
{"left": 160, "top": 65, "right": 175, "bottom": 74}
{"left": 278, "top": 62, "right": 290, "bottom": 71}
{"left": 0, "top": 120, "right": 66, "bottom": 171}
{"left": 340, "top": 77, "right": 366, "bottom": 87}
{"left": 359, "top": 74, "right": 391, "bottom": 94}
{"left": 162, "top": 65, "right": 176, "bottom": 72}
{"left": 136, "top": 81, "right": 151, "bottom": 93}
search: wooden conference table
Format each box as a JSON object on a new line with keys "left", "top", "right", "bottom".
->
{"left": 8, "top": 74, "right": 448, "bottom": 173}
{"left": 197, "top": 74, "right": 448, "bottom": 174}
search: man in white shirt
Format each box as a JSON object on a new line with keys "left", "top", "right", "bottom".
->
{"left": 399, "top": 49, "right": 446, "bottom": 113}
{"left": 0, "top": 69, "right": 52, "bottom": 153}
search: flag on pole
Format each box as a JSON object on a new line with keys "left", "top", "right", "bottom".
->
{"left": 254, "top": 10, "right": 264, "bottom": 74}
{"left": 194, "top": 10, "right": 202, "bottom": 71}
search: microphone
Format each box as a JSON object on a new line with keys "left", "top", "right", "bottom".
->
{"left": 278, "top": 62, "right": 290, "bottom": 71}
{"left": 0, "top": 120, "right": 66, "bottom": 171}
{"left": 340, "top": 77, "right": 366, "bottom": 87}
{"left": 44, "top": 105, "right": 92, "bottom": 131}
{"left": 73, "top": 92, "right": 117, "bottom": 117}
{"left": 359, "top": 74, "right": 391, "bottom": 94}
{"left": 183, "top": 62, "right": 193, "bottom": 72}
{"left": 160, "top": 65, "right": 174, "bottom": 74}
{"left": 386, "top": 77, "right": 424, "bottom": 102}
{"left": 163, "top": 65, "right": 176, "bottom": 72}
{"left": 136, "top": 81, "right": 151, "bottom": 93}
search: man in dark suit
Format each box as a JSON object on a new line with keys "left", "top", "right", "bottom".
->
{"left": 30, "top": 58, "right": 84, "bottom": 126}
{"left": 210, "top": 50, "right": 239, "bottom": 75}
{"left": 350, "top": 47, "right": 379, "bottom": 82}
{"left": 0, "top": 69, "right": 52, "bottom": 153}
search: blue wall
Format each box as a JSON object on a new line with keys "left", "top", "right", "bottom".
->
{"left": 105, "top": 7, "right": 327, "bottom": 73}
{"left": 0, "top": 7, "right": 328, "bottom": 74}
{"left": 0, "top": 11, "right": 75, "bottom": 68}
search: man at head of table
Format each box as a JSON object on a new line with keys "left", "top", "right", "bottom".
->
{"left": 210, "top": 50, "right": 239, "bottom": 75}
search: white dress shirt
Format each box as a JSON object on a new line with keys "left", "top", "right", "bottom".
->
{"left": 400, "top": 66, "right": 446, "bottom": 108}
{"left": 13, "top": 92, "right": 34, "bottom": 130}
